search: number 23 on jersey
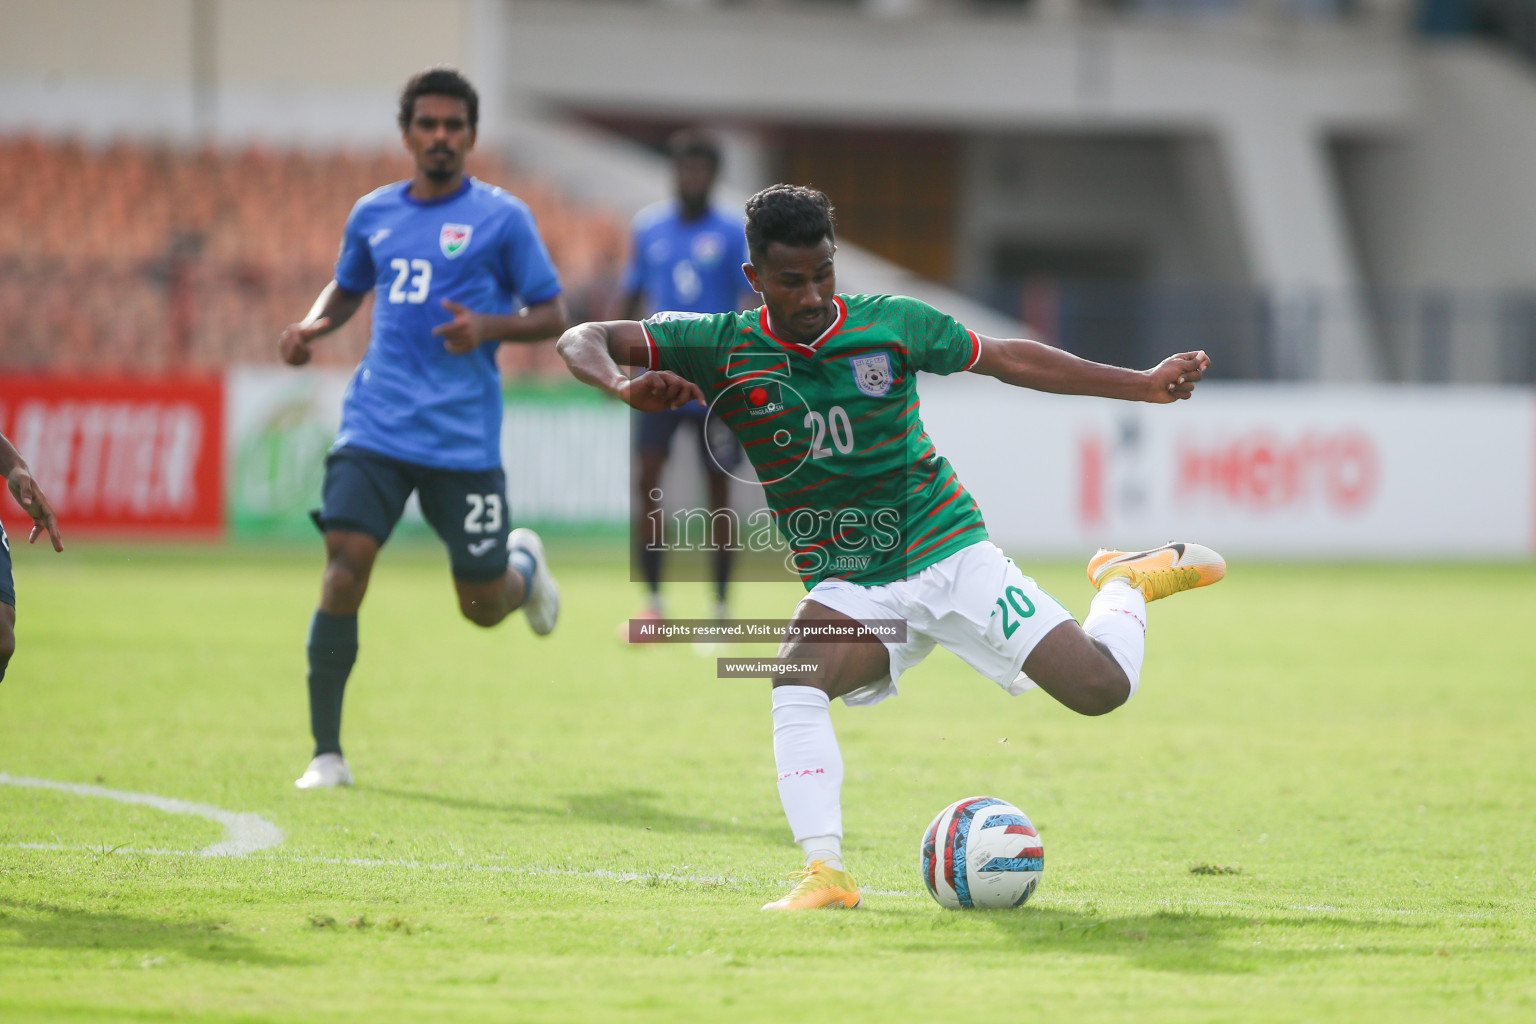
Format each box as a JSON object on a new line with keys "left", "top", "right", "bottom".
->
{"left": 388, "top": 258, "right": 431, "bottom": 304}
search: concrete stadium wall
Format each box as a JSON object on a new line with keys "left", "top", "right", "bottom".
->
{"left": 1337, "top": 47, "right": 1536, "bottom": 295}
{"left": 0, "top": 0, "right": 478, "bottom": 143}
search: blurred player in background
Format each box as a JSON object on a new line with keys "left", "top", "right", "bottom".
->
{"left": 0, "top": 429, "right": 64, "bottom": 685}
{"left": 558, "top": 184, "right": 1225, "bottom": 910}
{"left": 621, "top": 130, "right": 752, "bottom": 630}
{"left": 278, "top": 68, "right": 568, "bottom": 789}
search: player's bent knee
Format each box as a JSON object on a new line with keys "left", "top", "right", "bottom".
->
{"left": 1025, "top": 622, "right": 1131, "bottom": 717}
{"left": 458, "top": 601, "right": 506, "bottom": 628}
{"left": 457, "top": 591, "right": 509, "bottom": 628}
{"left": 322, "top": 561, "right": 369, "bottom": 606}
{"left": 321, "top": 543, "right": 377, "bottom": 602}
{"left": 1073, "top": 665, "right": 1131, "bottom": 716}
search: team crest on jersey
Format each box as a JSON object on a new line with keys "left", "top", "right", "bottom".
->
{"left": 440, "top": 223, "right": 472, "bottom": 259}
{"left": 849, "top": 353, "right": 894, "bottom": 397}
{"left": 691, "top": 232, "right": 724, "bottom": 265}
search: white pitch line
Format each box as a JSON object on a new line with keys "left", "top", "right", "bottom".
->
{"left": 0, "top": 841, "right": 755, "bottom": 885}
{"left": 0, "top": 842, "right": 1503, "bottom": 920}
{"left": 1, "top": 837, "right": 913, "bottom": 892}
{"left": 0, "top": 773, "right": 285, "bottom": 857}
{"left": 0, "top": 778, "right": 1507, "bottom": 920}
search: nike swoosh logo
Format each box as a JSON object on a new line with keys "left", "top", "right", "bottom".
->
{"left": 467, "top": 539, "right": 498, "bottom": 556}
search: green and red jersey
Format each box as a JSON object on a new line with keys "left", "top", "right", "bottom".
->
{"left": 641, "top": 293, "right": 988, "bottom": 588}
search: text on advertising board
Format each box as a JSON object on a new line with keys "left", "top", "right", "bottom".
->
{"left": 0, "top": 377, "right": 223, "bottom": 536}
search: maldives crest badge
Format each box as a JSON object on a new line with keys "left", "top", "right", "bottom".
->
{"left": 440, "top": 223, "right": 472, "bottom": 259}
{"left": 849, "top": 352, "right": 893, "bottom": 398}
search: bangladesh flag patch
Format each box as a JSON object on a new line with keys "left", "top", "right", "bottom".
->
{"left": 741, "top": 380, "right": 785, "bottom": 418}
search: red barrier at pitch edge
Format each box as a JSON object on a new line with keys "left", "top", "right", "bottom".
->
{"left": 0, "top": 376, "right": 224, "bottom": 539}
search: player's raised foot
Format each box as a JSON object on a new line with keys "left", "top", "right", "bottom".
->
{"left": 761, "top": 860, "right": 863, "bottom": 911}
{"left": 509, "top": 527, "right": 559, "bottom": 635}
{"left": 1088, "top": 541, "right": 1226, "bottom": 602}
{"left": 294, "top": 753, "right": 353, "bottom": 789}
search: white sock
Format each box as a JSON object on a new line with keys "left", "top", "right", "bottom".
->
{"left": 1083, "top": 579, "right": 1147, "bottom": 698}
{"left": 798, "top": 835, "right": 843, "bottom": 870}
{"left": 771, "top": 685, "right": 844, "bottom": 866}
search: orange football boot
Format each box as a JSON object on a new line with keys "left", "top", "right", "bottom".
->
{"left": 1087, "top": 542, "right": 1226, "bottom": 602}
{"left": 761, "top": 860, "right": 863, "bottom": 911}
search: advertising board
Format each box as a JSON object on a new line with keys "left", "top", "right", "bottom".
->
{"left": 919, "top": 381, "right": 1535, "bottom": 558}
{"left": 0, "top": 375, "right": 224, "bottom": 537}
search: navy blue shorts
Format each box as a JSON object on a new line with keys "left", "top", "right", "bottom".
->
{"left": 635, "top": 402, "right": 743, "bottom": 472}
{"left": 0, "top": 521, "right": 14, "bottom": 607}
{"left": 311, "top": 446, "right": 511, "bottom": 583}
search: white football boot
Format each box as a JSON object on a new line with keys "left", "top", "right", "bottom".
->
{"left": 294, "top": 752, "right": 353, "bottom": 789}
{"left": 509, "top": 527, "right": 560, "bottom": 636}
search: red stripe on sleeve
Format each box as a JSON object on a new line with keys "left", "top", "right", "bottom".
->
{"left": 963, "top": 330, "right": 982, "bottom": 371}
{"left": 640, "top": 322, "right": 660, "bottom": 372}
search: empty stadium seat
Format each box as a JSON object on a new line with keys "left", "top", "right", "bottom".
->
{"left": 0, "top": 136, "right": 627, "bottom": 376}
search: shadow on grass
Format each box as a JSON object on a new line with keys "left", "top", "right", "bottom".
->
{"left": 875, "top": 903, "right": 1439, "bottom": 974}
{"left": 0, "top": 898, "right": 294, "bottom": 965}
{"left": 365, "top": 786, "right": 785, "bottom": 844}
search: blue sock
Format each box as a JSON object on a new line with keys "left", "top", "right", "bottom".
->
{"left": 508, "top": 548, "right": 537, "bottom": 600}
{"left": 306, "top": 610, "right": 357, "bottom": 757}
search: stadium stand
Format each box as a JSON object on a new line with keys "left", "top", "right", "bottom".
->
{"left": 0, "top": 136, "right": 627, "bottom": 375}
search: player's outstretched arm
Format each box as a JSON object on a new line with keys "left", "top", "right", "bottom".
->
{"left": 433, "top": 295, "right": 570, "bottom": 354}
{"left": 0, "top": 431, "right": 62, "bottom": 552}
{"left": 969, "top": 335, "right": 1210, "bottom": 403}
{"left": 556, "top": 321, "right": 705, "bottom": 412}
{"left": 279, "top": 281, "right": 367, "bottom": 366}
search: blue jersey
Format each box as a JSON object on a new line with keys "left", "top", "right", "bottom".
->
{"left": 332, "top": 178, "right": 561, "bottom": 470}
{"left": 623, "top": 202, "right": 749, "bottom": 315}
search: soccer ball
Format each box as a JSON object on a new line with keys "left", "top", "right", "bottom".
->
{"left": 920, "top": 796, "right": 1043, "bottom": 909}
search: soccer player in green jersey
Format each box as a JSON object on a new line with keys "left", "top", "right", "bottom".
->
{"left": 557, "top": 184, "right": 1225, "bottom": 910}
{"left": 0, "top": 429, "right": 64, "bottom": 686}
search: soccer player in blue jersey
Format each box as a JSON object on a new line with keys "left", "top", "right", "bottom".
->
{"left": 0, "top": 429, "right": 64, "bottom": 685}
{"left": 622, "top": 130, "right": 753, "bottom": 629}
{"left": 278, "top": 68, "right": 568, "bottom": 789}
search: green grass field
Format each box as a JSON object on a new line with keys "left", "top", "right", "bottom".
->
{"left": 1, "top": 541, "right": 1532, "bottom": 1022}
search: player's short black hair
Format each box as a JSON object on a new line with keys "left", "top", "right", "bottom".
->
{"left": 398, "top": 67, "right": 479, "bottom": 132}
{"left": 745, "top": 185, "right": 836, "bottom": 264}
{"left": 666, "top": 128, "right": 722, "bottom": 171}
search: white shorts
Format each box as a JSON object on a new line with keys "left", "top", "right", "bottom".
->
{"left": 805, "top": 541, "right": 1077, "bottom": 706}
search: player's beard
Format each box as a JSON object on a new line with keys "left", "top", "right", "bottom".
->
{"left": 792, "top": 305, "right": 832, "bottom": 341}
{"left": 423, "top": 147, "right": 459, "bottom": 182}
